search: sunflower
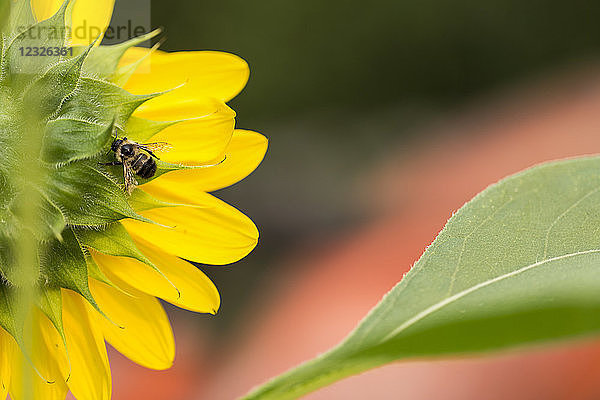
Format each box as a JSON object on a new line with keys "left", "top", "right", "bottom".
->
{"left": 0, "top": 1, "right": 267, "bottom": 399}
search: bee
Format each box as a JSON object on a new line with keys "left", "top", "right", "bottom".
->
{"left": 101, "top": 135, "right": 172, "bottom": 194}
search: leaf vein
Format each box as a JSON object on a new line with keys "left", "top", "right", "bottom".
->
{"left": 542, "top": 186, "right": 600, "bottom": 259}
{"left": 446, "top": 196, "right": 515, "bottom": 295}
{"left": 379, "top": 249, "right": 600, "bottom": 343}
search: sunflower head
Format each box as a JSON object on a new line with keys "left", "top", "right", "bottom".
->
{"left": 0, "top": 1, "right": 266, "bottom": 399}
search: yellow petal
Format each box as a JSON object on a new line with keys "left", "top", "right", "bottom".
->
{"left": 31, "top": 0, "right": 116, "bottom": 46}
{"left": 148, "top": 129, "right": 268, "bottom": 193}
{"left": 122, "top": 48, "right": 249, "bottom": 102}
{"left": 0, "top": 328, "right": 12, "bottom": 400}
{"left": 133, "top": 95, "right": 225, "bottom": 122}
{"left": 8, "top": 347, "right": 68, "bottom": 400}
{"left": 30, "top": 0, "right": 61, "bottom": 21}
{"left": 89, "top": 279, "right": 175, "bottom": 370}
{"left": 122, "top": 194, "right": 258, "bottom": 265}
{"left": 38, "top": 312, "right": 70, "bottom": 383}
{"left": 91, "top": 245, "right": 220, "bottom": 313}
{"left": 62, "top": 290, "right": 111, "bottom": 400}
{"left": 145, "top": 102, "right": 235, "bottom": 165}
{"left": 7, "top": 312, "right": 68, "bottom": 400}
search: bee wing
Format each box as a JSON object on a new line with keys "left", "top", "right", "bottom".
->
{"left": 123, "top": 162, "right": 138, "bottom": 194}
{"left": 139, "top": 142, "right": 173, "bottom": 153}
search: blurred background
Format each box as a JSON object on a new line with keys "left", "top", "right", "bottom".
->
{"left": 108, "top": 1, "right": 600, "bottom": 399}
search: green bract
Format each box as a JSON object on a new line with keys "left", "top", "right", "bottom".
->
{"left": 0, "top": 0, "right": 180, "bottom": 364}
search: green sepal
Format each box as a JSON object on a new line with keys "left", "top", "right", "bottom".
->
{"left": 0, "top": 82, "right": 17, "bottom": 142}
{"left": 35, "top": 193, "right": 67, "bottom": 241}
{"left": 0, "top": 173, "right": 11, "bottom": 209}
{"left": 84, "top": 254, "right": 113, "bottom": 287}
{"left": 42, "top": 117, "right": 114, "bottom": 165}
{"left": 0, "top": 231, "right": 17, "bottom": 282}
{"left": 0, "top": 3, "right": 11, "bottom": 35}
{"left": 147, "top": 159, "right": 224, "bottom": 183}
{"left": 37, "top": 286, "right": 66, "bottom": 343}
{"left": 0, "top": 285, "right": 54, "bottom": 382}
{"left": 0, "top": 33, "right": 4, "bottom": 79}
{"left": 58, "top": 76, "right": 158, "bottom": 128}
{"left": 39, "top": 227, "right": 119, "bottom": 328}
{"left": 96, "top": 157, "right": 187, "bottom": 186}
{"left": 45, "top": 162, "right": 152, "bottom": 226}
{"left": 0, "top": 249, "right": 8, "bottom": 282}
{"left": 85, "top": 254, "right": 132, "bottom": 298}
{"left": 0, "top": 221, "right": 41, "bottom": 285}
{"left": 143, "top": 160, "right": 188, "bottom": 182}
{"left": 74, "top": 222, "right": 153, "bottom": 266}
{"left": 76, "top": 28, "right": 161, "bottom": 78}
{"left": 7, "top": 188, "right": 66, "bottom": 243}
{"left": 124, "top": 116, "right": 177, "bottom": 142}
{"left": 73, "top": 221, "right": 181, "bottom": 298}
{"left": 129, "top": 188, "right": 177, "bottom": 212}
{"left": 0, "top": 3, "right": 6, "bottom": 23}
{"left": 41, "top": 228, "right": 95, "bottom": 304}
{"left": 36, "top": 285, "right": 72, "bottom": 382}
{"left": 0, "top": 285, "right": 21, "bottom": 345}
{"left": 50, "top": 152, "right": 198, "bottom": 192}
{"left": 4, "top": 0, "right": 72, "bottom": 86}
{"left": 110, "top": 41, "right": 159, "bottom": 86}
{"left": 0, "top": 285, "right": 41, "bottom": 381}
{"left": 22, "top": 40, "right": 93, "bottom": 120}
{"left": 2, "top": 0, "right": 35, "bottom": 37}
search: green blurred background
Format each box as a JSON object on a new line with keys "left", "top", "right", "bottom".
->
{"left": 147, "top": 0, "right": 600, "bottom": 331}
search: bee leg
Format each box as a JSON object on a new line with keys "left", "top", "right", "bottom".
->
{"left": 98, "top": 161, "right": 123, "bottom": 166}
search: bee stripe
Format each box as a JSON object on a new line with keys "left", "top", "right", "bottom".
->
{"left": 132, "top": 154, "right": 147, "bottom": 170}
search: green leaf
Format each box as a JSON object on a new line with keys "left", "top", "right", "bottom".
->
{"left": 45, "top": 161, "right": 149, "bottom": 226}
{"left": 243, "top": 156, "right": 600, "bottom": 400}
